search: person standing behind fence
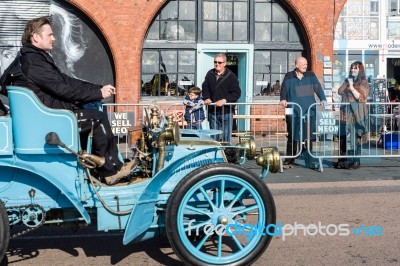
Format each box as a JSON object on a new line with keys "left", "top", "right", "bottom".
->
{"left": 202, "top": 53, "right": 241, "bottom": 143}
{"left": 183, "top": 86, "right": 205, "bottom": 129}
{"left": 272, "top": 80, "right": 281, "bottom": 96}
{"left": 280, "top": 56, "right": 327, "bottom": 169}
{"left": 333, "top": 61, "right": 369, "bottom": 170}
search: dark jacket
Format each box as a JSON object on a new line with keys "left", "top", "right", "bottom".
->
{"left": 280, "top": 70, "right": 326, "bottom": 116}
{"left": 202, "top": 68, "right": 241, "bottom": 114}
{"left": 183, "top": 95, "right": 205, "bottom": 122}
{"left": 17, "top": 43, "right": 102, "bottom": 111}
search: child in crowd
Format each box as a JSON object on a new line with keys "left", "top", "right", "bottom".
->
{"left": 183, "top": 86, "right": 205, "bottom": 129}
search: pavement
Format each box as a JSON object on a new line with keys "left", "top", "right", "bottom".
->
{"left": 243, "top": 156, "right": 400, "bottom": 184}
{"left": 254, "top": 179, "right": 400, "bottom": 266}
{"left": 5, "top": 156, "right": 400, "bottom": 265}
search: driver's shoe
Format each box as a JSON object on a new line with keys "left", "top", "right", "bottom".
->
{"left": 105, "top": 159, "right": 138, "bottom": 185}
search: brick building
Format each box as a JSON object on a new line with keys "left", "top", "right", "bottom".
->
{"left": 2, "top": 0, "right": 400, "bottom": 106}
{"left": 66, "top": 0, "right": 347, "bottom": 104}
{"left": 0, "top": 0, "right": 348, "bottom": 103}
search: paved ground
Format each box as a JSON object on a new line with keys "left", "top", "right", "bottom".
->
{"left": 243, "top": 155, "right": 400, "bottom": 184}
{"left": 3, "top": 153, "right": 400, "bottom": 265}
{"left": 4, "top": 180, "right": 399, "bottom": 266}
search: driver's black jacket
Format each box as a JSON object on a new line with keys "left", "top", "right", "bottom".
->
{"left": 17, "top": 43, "right": 102, "bottom": 111}
{"left": 14, "top": 43, "right": 123, "bottom": 177}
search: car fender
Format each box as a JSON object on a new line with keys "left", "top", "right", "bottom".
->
{"left": 123, "top": 147, "right": 224, "bottom": 245}
{"left": 0, "top": 162, "right": 90, "bottom": 223}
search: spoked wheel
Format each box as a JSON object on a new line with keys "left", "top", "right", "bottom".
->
{"left": 166, "top": 163, "right": 276, "bottom": 266}
{"left": 0, "top": 200, "right": 10, "bottom": 261}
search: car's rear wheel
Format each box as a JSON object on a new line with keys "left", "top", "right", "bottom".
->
{"left": 166, "top": 163, "right": 276, "bottom": 265}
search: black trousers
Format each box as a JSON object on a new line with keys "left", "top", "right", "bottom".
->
{"left": 75, "top": 109, "right": 123, "bottom": 176}
{"left": 338, "top": 134, "right": 361, "bottom": 164}
{"left": 285, "top": 114, "right": 317, "bottom": 165}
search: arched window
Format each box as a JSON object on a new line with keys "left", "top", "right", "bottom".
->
{"left": 142, "top": 0, "right": 305, "bottom": 98}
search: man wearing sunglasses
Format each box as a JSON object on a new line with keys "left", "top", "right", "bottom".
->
{"left": 202, "top": 53, "right": 241, "bottom": 143}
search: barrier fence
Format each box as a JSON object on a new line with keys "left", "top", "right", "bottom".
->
{"left": 307, "top": 102, "right": 400, "bottom": 171}
{"left": 103, "top": 101, "right": 400, "bottom": 172}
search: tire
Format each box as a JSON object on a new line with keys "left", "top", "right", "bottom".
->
{"left": 0, "top": 200, "right": 9, "bottom": 262}
{"left": 166, "top": 163, "right": 276, "bottom": 266}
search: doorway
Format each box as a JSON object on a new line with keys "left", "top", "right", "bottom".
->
{"left": 196, "top": 44, "right": 254, "bottom": 131}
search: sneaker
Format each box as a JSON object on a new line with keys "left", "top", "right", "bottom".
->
{"left": 308, "top": 162, "right": 319, "bottom": 170}
{"left": 283, "top": 161, "right": 293, "bottom": 169}
{"left": 105, "top": 159, "right": 139, "bottom": 185}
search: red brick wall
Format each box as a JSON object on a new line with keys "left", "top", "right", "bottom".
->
{"left": 69, "top": 0, "right": 348, "bottom": 104}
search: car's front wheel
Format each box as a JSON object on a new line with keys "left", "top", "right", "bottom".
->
{"left": 166, "top": 163, "right": 276, "bottom": 266}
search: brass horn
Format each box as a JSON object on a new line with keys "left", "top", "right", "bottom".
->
{"left": 237, "top": 136, "right": 256, "bottom": 160}
{"left": 45, "top": 132, "right": 105, "bottom": 169}
{"left": 256, "top": 146, "right": 281, "bottom": 173}
{"left": 79, "top": 153, "right": 105, "bottom": 169}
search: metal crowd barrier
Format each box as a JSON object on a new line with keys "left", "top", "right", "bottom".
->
{"left": 103, "top": 101, "right": 342, "bottom": 173}
{"left": 102, "top": 103, "right": 157, "bottom": 159}
{"left": 167, "top": 102, "right": 291, "bottom": 144}
{"left": 167, "top": 102, "right": 303, "bottom": 171}
{"left": 306, "top": 102, "right": 400, "bottom": 172}
{"left": 103, "top": 101, "right": 400, "bottom": 172}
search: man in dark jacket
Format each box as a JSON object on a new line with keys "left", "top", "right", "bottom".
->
{"left": 280, "top": 56, "right": 327, "bottom": 170}
{"left": 14, "top": 16, "right": 135, "bottom": 185}
{"left": 202, "top": 53, "right": 241, "bottom": 143}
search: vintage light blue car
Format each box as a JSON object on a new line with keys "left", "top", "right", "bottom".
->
{"left": 0, "top": 86, "right": 279, "bottom": 265}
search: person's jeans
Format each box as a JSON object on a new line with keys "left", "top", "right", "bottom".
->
{"left": 186, "top": 121, "right": 203, "bottom": 130}
{"left": 208, "top": 112, "right": 233, "bottom": 143}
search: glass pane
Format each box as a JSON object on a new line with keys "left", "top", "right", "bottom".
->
{"left": 161, "top": 50, "right": 177, "bottom": 73}
{"left": 179, "top": 1, "right": 195, "bottom": 20}
{"left": 333, "top": 50, "right": 346, "bottom": 84}
{"left": 218, "top": 22, "right": 232, "bottom": 41}
{"left": 147, "top": 22, "right": 160, "bottom": 40}
{"left": 370, "top": 0, "right": 379, "bottom": 15}
{"left": 388, "top": 21, "right": 400, "bottom": 39}
{"left": 203, "top": 21, "right": 217, "bottom": 40}
{"left": 141, "top": 75, "right": 154, "bottom": 85}
{"left": 388, "top": 0, "right": 397, "bottom": 12}
{"left": 254, "top": 51, "right": 271, "bottom": 73}
{"left": 178, "top": 73, "right": 195, "bottom": 96}
{"left": 348, "top": 50, "right": 362, "bottom": 63}
{"left": 178, "top": 51, "right": 195, "bottom": 72}
{"left": 271, "top": 51, "right": 287, "bottom": 73}
{"left": 288, "top": 23, "right": 300, "bottom": 42}
{"left": 255, "top": 23, "right": 271, "bottom": 41}
{"left": 219, "top": 2, "right": 232, "bottom": 21}
{"left": 180, "top": 21, "right": 196, "bottom": 41}
{"left": 334, "top": 18, "right": 345, "bottom": 40}
{"left": 347, "top": 0, "right": 363, "bottom": 15}
{"left": 142, "top": 74, "right": 154, "bottom": 95}
{"left": 272, "top": 23, "right": 288, "bottom": 41}
{"left": 161, "top": 1, "right": 178, "bottom": 20}
{"left": 272, "top": 3, "right": 287, "bottom": 22}
{"left": 234, "top": 22, "right": 247, "bottom": 41}
{"left": 365, "top": 50, "right": 379, "bottom": 79}
{"left": 346, "top": 17, "right": 363, "bottom": 39}
{"left": 271, "top": 74, "right": 285, "bottom": 86}
{"left": 203, "top": 1, "right": 217, "bottom": 20}
{"left": 369, "top": 18, "right": 379, "bottom": 40}
{"left": 255, "top": 3, "right": 270, "bottom": 22}
{"left": 164, "top": 21, "right": 179, "bottom": 40}
{"left": 142, "top": 51, "right": 159, "bottom": 73}
{"left": 234, "top": 2, "right": 247, "bottom": 21}
{"left": 254, "top": 73, "right": 271, "bottom": 96}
